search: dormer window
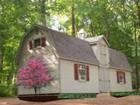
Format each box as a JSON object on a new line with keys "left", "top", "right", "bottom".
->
{"left": 34, "top": 38, "right": 41, "bottom": 47}
{"left": 29, "top": 37, "right": 46, "bottom": 49}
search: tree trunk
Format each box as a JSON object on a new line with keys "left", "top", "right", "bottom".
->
{"left": 7, "top": 61, "right": 14, "bottom": 86}
{"left": 72, "top": 0, "right": 76, "bottom": 37}
{"left": 134, "top": 26, "right": 139, "bottom": 91}
{"left": 0, "top": 36, "right": 3, "bottom": 71}
{"left": 134, "top": 0, "right": 140, "bottom": 90}
{"left": 88, "top": 0, "right": 95, "bottom": 36}
{"left": 40, "top": 0, "right": 47, "bottom": 26}
{"left": 0, "top": 35, "right": 4, "bottom": 84}
{"left": 0, "top": 46, "right": 3, "bottom": 72}
{"left": 104, "top": 31, "right": 109, "bottom": 41}
{"left": 89, "top": 16, "right": 94, "bottom": 36}
{"left": 135, "top": 0, "right": 140, "bottom": 27}
{"left": 34, "top": 87, "right": 37, "bottom": 94}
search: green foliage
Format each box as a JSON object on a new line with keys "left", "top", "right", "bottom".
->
{"left": 0, "top": 0, "right": 140, "bottom": 96}
{"left": 0, "top": 0, "right": 41, "bottom": 96}
{"left": 58, "top": 93, "right": 96, "bottom": 99}
{"left": 111, "top": 91, "right": 140, "bottom": 97}
{"left": 0, "top": 85, "right": 17, "bottom": 97}
{"left": 51, "top": 0, "right": 140, "bottom": 88}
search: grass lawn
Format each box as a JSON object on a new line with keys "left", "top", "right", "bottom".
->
{"left": 111, "top": 91, "right": 140, "bottom": 97}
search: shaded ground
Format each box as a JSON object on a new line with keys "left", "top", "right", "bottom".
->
{"left": 0, "top": 95, "right": 140, "bottom": 105}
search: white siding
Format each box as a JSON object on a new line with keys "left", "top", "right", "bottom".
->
{"left": 86, "top": 36, "right": 132, "bottom": 93}
{"left": 18, "top": 30, "right": 60, "bottom": 95}
{"left": 91, "top": 39, "right": 110, "bottom": 92}
{"left": 90, "top": 39, "right": 109, "bottom": 67}
{"left": 99, "top": 39, "right": 109, "bottom": 67}
{"left": 91, "top": 44, "right": 100, "bottom": 63}
{"left": 60, "top": 59, "right": 99, "bottom": 93}
{"left": 110, "top": 68, "right": 132, "bottom": 92}
{"left": 18, "top": 86, "right": 35, "bottom": 95}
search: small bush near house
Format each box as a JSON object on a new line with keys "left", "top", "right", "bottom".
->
{"left": 111, "top": 91, "right": 140, "bottom": 97}
{"left": 0, "top": 85, "right": 17, "bottom": 97}
{"left": 58, "top": 93, "right": 96, "bottom": 99}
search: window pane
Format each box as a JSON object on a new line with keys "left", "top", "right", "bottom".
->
{"left": 34, "top": 38, "right": 41, "bottom": 47}
{"left": 117, "top": 71, "right": 125, "bottom": 84}
{"left": 79, "top": 65, "right": 86, "bottom": 81}
{"left": 81, "top": 76, "right": 85, "bottom": 80}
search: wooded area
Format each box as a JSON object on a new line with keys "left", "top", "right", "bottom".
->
{"left": 0, "top": 0, "right": 140, "bottom": 96}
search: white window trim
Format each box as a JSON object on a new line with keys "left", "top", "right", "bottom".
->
{"left": 78, "top": 64, "right": 87, "bottom": 82}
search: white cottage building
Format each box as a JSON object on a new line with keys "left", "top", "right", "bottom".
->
{"left": 16, "top": 25, "right": 132, "bottom": 100}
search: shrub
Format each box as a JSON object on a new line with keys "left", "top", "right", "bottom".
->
{"left": 0, "top": 85, "right": 17, "bottom": 97}
{"left": 17, "top": 58, "right": 53, "bottom": 94}
{"left": 111, "top": 91, "right": 140, "bottom": 97}
{"left": 58, "top": 93, "right": 96, "bottom": 99}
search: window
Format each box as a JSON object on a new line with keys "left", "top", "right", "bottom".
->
{"left": 74, "top": 64, "right": 89, "bottom": 81}
{"left": 79, "top": 65, "right": 86, "bottom": 80}
{"left": 29, "top": 37, "right": 46, "bottom": 49}
{"left": 34, "top": 38, "right": 41, "bottom": 47}
{"left": 29, "top": 41, "right": 33, "bottom": 50}
{"left": 117, "top": 71, "right": 126, "bottom": 84}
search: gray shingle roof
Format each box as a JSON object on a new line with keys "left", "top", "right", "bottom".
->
{"left": 16, "top": 25, "right": 99, "bottom": 65}
{"left": 16, "top": 25, "right": 132, "bottom": 71}
{"left": 86, "top": 34, "right": 132, "bottom": 71}
{"left": 109, "top": 48, "right": 132, "bottom": 71}
{"left": 48, "top": 28, "right": 99, "bottom": 65}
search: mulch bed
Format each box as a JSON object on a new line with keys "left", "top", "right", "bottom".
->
{"left": 0, "top": 95, "right": 140, "bottom": 105}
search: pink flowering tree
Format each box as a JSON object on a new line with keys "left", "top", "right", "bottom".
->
{"left": 17, "top": 58, "right": 53, "bottom": 94}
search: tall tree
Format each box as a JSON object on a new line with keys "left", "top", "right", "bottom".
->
{"left": 0, "top": 0, "right": 40, "bottom": 84}
{"left": 71, "top": 0, "right": 76, "bottom": 36}
{"left": 0, "top": 35, "right": 4, "bottom": 72}
{"left": 40, "top": 0, "right": 47, "bottom": 26}
{"left": 134, "top": 0, "right": 140, "bottom": 90}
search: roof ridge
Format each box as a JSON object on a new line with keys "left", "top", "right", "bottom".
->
{"left": 37, "top": 25, "right": 92, "bottom": 45}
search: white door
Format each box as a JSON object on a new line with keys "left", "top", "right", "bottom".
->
{"left": 99, "top": 68, "right": 110, "bottom": 92}
{"left": 99, "top": 44, "right": 110, "bottom": 92}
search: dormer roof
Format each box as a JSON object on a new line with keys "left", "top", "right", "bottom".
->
{"left": 85, "top": 35, "right": 132, "bottom": 72}
{"left": 85, "top": 35, "right": 110, "bottom": 47}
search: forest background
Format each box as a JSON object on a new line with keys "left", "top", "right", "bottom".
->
{"left": 0, "top": 0, "right": 140, "bottom": 96}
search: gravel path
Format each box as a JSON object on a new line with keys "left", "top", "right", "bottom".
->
{"left": 0, "top": 96, "right": 140, "bottom": 105}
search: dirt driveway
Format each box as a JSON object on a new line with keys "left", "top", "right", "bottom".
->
{"left": 0, "top": 95, "right": 140, "bottom": 105}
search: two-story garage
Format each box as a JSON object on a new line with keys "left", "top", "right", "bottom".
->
{"left": 16, "top": 25, "right": 132, "bottom": 100}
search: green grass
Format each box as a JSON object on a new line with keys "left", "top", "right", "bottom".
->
{"left": 58, "top": 93, "right": 96, "bottom": 99}
{"left": 111, "top": 91, "right": 140, "bottom": 97}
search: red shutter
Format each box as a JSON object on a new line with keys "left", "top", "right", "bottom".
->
{"left": 123, "top": 72, "right": 126, "bottom": 84}
{"left": 74, "top": 64, "right": 79, "bottom": 80}
{"left": 41, "top": 37, "right": 46, "bottom": 47}
{"left": 86, "top": 65, "right": 90, "bottom": 81}
{"left": 29, "top": 40, "right": 33, "bottom": 49}
{"left": 117, "top": 72, "right": 119, "bottom": 83}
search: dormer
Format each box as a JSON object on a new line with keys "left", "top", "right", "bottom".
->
{"left": 28, "top": 35, "right": 46, "bottom": 50}
{"left": 86, "top": 35, "right": 110, "bottom": 47}
{"left": 85, "top": 35, "right": 110, "bottom": 67}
